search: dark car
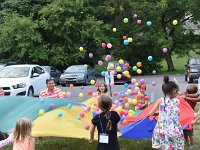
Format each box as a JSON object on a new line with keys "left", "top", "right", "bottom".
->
{"left": 107, "top": 61, "right": 131, "bottom": 83}
{"left": 185, "top": 57, "right": 200, "bottom": 83}
{"left": 59, "top": 65, "right": 96, "bottom": 86}
{"left": 41, "top": 66, "right": 61, "bottom": 84}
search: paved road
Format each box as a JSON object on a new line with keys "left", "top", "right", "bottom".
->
{"left": 57, "top": 74, "right": 199, "bottom": 102}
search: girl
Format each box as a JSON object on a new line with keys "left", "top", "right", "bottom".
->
{"left": 0, "top": 87, "right": 4, "bottom": 96}
{"left": 192, "top": 109, "right": 200, "bottom": 124}
{"left": 149, "top": 76, "right": 184, "bottom": 150}
{"left": 13, "top": 118, "right": 35, "bottom": 150}
{"left": 97, "top": 83, "right": 109, "bottom": 96}
{"left": 89, "top": 95, "right": 121, "bottom": 150}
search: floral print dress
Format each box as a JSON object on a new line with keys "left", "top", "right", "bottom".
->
{"left": 152, "top": 97, "right": 184, "bottom": 150}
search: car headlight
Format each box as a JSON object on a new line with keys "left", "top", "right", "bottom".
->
{"left": 12, "top": 82, "right": 26, "bottom": 89}
{"left": 78, "top": 74, "right": 84, "bottom": 78}
{"left": 189, "top": 68, "right": 198, "bottom": 73}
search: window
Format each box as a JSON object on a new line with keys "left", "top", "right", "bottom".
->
{"left": 32, "top": 67, "right": 44, "bottom": 75}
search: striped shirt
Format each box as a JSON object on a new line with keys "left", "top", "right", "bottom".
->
{"left": 39, "top": 88, "right": 64, "bottom": 98}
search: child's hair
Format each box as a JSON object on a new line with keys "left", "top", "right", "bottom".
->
{"left": 186, "top": 85, "right": 198, "bottom": 94}
{"left": 13, "top": 118, "right": 32, "bottom": 142}
{"left": 98, "top": 95, "right": 113, "bottom": 131}
{"left": 97, "top": 83, "right": 108, "bottom": 93}
{"left": 162, "top": 76, "right": 179, "bottom": 96}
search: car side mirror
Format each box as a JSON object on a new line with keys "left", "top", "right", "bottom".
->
{"left": 32, "top": 73, "right": 40, "bottom": 77}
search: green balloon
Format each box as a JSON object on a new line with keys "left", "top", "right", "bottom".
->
{"left": 124, "top": 18, "right": 128, "bottom": 23}
{"left": 132, "top": 66, "right": 137, "bottom": 71}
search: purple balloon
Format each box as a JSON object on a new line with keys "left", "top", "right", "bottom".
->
{"left": 130, "top": 91, "right": 135, "bottom": 96}
{"left": 163, "top": 48, "right": 168, "bottom": 53}
{"left": 113, "top": 91, "right": 118, "bottom": 96}
{"left": 121, "top": 94, "right": 126, "bottom": 98}
{"left": 124, "top": 111, "right": 128, "bottom": 116}
{"left": 152, "top": 81, "right": 156, "bottom": 86}
{"left": 50, "top": 103, "right": 55, "bottom": 109}
{"left": 89, "top": 53, "right": 93, "bottom": 58}
{"left": 119, "top": 97, "right": 123, "bottom": 102}
{"left": 139, "top": 79, "right": 145, "bottom": 85}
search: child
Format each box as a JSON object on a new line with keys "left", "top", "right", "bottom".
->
{"left": 13, "top": 118, "right": 35, "bottom": 150}
{"left": 149, "top": 76, "right": 184, "bottom": 150}
{"left": 135, "top": 84, "right": 149, "bottom": 110}
{"left": 192, "top": 109, "right": 200, "bottom": 124}
{"left": 89, "top": 95, "right": 121, "bottom": 150}
{"left": 97, "top": 83, "right": 109, "bottom": 96}
{"left": 0, "top": 87, "right": 4, "bottom": 96}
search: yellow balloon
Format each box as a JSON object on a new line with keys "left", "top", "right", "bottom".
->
{"left": 119, "top": 59, "right": 124, "bottom": 64}
{"left": 109, "top": 63, "right": 114, "bottom": 69}
{"left": 116, "top": 66, "right": 121, "bottom": 71}
{"left": 132, "top": 99, "right": 138, "bottom": 105}
{"left": 128, "top": 100, "right": 132, "bottom": 104}
{"left": 118, "top": 106, "right": 122, "bottom": 110}
{"left": 117, "top": 74, "right": 122, "bottom": 79}
{"left": 79, "top": 93, "right": 84, "bottom": 98}
{"left": 79, "top": 47, "right": 84, "bottom": 51}
{"left": 113, "top": 28, "right": 117, "bottom": 32}
{"left": 127, "top": 89, "right": 131, "bottom": 94}
{"left": 135, "top": 82, "right": 139, "bottom": 87}
{"left": 128, "top": 37, "right": 133, "bottom": 42}
{"left": 123, "top": 71, "right": 129, "bottom": 76}
{"left": 137, "top": 69, "right": 142, "bottom": 74}
{"left": 84, "top": 64, "right": 88, "bottom": 68}
{"left": 173, "top": 20, "right": 178, "bottom": 25}
{"left": 128, "top": 113, "right": 133, "bottom": 117}
{"left": 91, "top": 105, "right": 96, "bottom": 111}
{"left": 62, "top": 92, "right": 66, "bottom": 96}
{"left": 128, "top": 109, "right": 134, "bottom": 113}
{"left": 90, "top": 80, "right": 95, "bottom": 85}
{"left": 39, "top": 109, "right": 45, "bottom": 116}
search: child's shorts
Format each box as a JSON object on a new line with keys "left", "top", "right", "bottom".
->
{"left": 183, "top": 129, "right": 193, "bottom": 136}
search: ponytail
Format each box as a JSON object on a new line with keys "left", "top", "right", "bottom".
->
{"left": 105, "top": 109, "right": 112, "bottom": 131}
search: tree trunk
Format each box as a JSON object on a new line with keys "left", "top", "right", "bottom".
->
{"left": 165, "top": 51, "right": 175, "bottom": 71}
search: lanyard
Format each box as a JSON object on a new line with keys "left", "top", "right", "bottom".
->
{"left": 99, "top": 112, "right": 111, "bottom": 133}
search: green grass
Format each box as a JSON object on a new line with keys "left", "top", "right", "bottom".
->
{"left": 4, "top": 124, "right": 200, "bottom": 150}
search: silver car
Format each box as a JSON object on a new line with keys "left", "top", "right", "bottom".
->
{"left": 59, "top": 65, "right": 96, "bottom": 86}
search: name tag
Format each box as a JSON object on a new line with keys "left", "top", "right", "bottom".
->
{"left": 99, "top": 133, "right": 109, "bottom": 144}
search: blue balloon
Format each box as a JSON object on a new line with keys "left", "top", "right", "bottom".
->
{"left": 146, "top": 21, "right": 152, "bottom": 26}
{"left": 118, "top": 103, "right": 122, "bottom": 106}
{"left": 124, "top": 83, "right": 129, "bottom": 88}
{"left": 58, "top": 112, "right": 63, "bottom": 117}
{"left": 39, "top": 98, "right": 45, "bottom": 104}
{"left": 148, "top": 56, "right": 153, "bottom": 61}
{"left": 120, "top": 117, "right": 125, "bottom": 122}
{"left": 101, "top": 71, "right": 106, "bottom": 76}
{"left": 120, "top": 91, "right": 125, "bottom": 95}
{"left": 76, "top": 116, "right": 81, "bottom": 120}
{"left": 107, "top": 75, "right": 110, "bottom": 79}
{"left": 123, "top": 40, "right": 129, "bottom": 45}
{"left": 67, "top": 103, "right": 72, "bottom": 109}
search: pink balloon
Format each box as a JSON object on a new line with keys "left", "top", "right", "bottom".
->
{"left": 115, "top": 100, "right": 119, "bottom": 105}
{"left": 139, "top": 79, "right": 145, "bottom": 85}
{"left": 152, "top": 70, "right": 157, "bottom": 75}
{"left": 163, "top": 48, "right": 168, "bottom": 53}
{"left": 87, "top": 106, "right": 91, "bottom": 111}
{"left": 66, "top": 92, "right": 71, "bottom": 97}
{"left": 113, "top": 91, "right": 118, "bottom": 96}
{"left": 135, "top": 87, "right": 140, "bottom": 92}
{"left": 110, "top": 82, "right": 114, "bottom": 86}
{"left": 125, "top": 103, "right": 129, "bottom": 109}
{"left": 125, "top": 63, "right": 130, "bottom": 68}
{"left": 110, "top": 71, "right": 115, "bottom": 75}
{"left": 89, "top": 53, "right": 93, "bottom": 58}
{"left": 85, "top": 125, "right": 90, "bottom": 130}
{"left": 80, "top": 86, "right": 85, "bottom": 89}
{"left": 137, "top": 20, "right": 142, "bottom": 24}
{"left": 113, "top": 104, "right": 118, "bottom": 108}
{"left": 107, "top": 43, "right": 112, "bottom": 48}
{"left": 98, "top": 60, "right": 103, "bottom": 65}
{"left": 133, "top": 14, "right": 138, "bottom": 18}
{"left": 105, "top": 55, "right": 112, "bottom": 61}
{"left": 152, "top": 81, "right": 156, "bottom": 86}
{"left": 102, "top": 43, "right": 106, "bottom": 48}
{"left": 92, "top": 93, "right": 98, "bottom": 97}
{"left": 137, "top": 103, "right": 143, "bottom": 109}
{"left": 131, "top": 78, "right": 137, "bottom": 84}
{"left": 123, "top": 36, "right": 127, "bottom": 40}
{"left": 80, "top": 112, "right": 85, "bottom": 118}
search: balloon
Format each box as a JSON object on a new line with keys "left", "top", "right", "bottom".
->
{"left": 110, "top": 82, "right": 114, "bottom": 86}
{"left": 85, "top": 125, "right": 90, "bottom": 130}
{"left": 121, "top": 94, "right": 126, "bottom": 98}
{"left": 173, "top": 20, "right": 178, "bottom": 25}
{"left": 127, "top": 89, "right": 131, "bottom": 94}
{"left": 152, "top": 70, "right": 157, "bottom": 75}
{"left": 123, "top": 18, "right": 129, "bottom": 23}
{"left": 119, "top": 97, "right": 123, "bottom": 102}
{"left": 76, "top": 116, "right": 81, "bottom": 120}
{"left": 132, "top": 99, "right": 138, "bottom": 105}
{"left": 136, "top": 94, "right": 141, "bottom": 99}
{"left": 66, "top": 92, "right": 71, "bottom": 97}
{"left": 128, "top": 37, "right": 133, "bottom": 42}
{"left": 110, "top": 71, "right": 115, "bottom": 75}
{"left": 137, "top": 103, "right": 143, "bottom": 109}
{"left": 135, "top": 87, "right": 140, "bottom": 92}
{"left": 88, "top": 90, "right": 93, "bottom": 95}
{"left": 132, "top": 66, "right": 137, "bottom": 71}
{"left": 123, "top": 71, "right": 129, "bottom": 76}
{"left": 146, "top": 21, "right": 152, "bottom": 26}
{"left": 137, "top": 62, "right": 142, "bottom": 67}
{"left": 92, "top": 93, "right": 98, "bottom": 97}
{"left": 62, "top": 92, "right": 66, "bottom": 96}
{"left": 98, "top": 60, "right": 103, "bottom": 66}
{"left": 116, "top": 66, "right": 121, "bottom": 71}
{"left": 102, "top": 43, "right": 106, "bottom": 48}
{"left": 58, "top": 112, "right": 63, "bottom": 117}
{"left": 50, "top": 103, "right": 55, "bottom": 109}
{"left": 79, "top": 93, "right": 84, "bottom": 98}
{"left": 105, "top": 55, "right": 112, "bottom": 61}
{"left": 124, "top": 40, "right": 129, "bottom": 45}
{"left": 101, "top": 71, "right": 106, "bottom": 76}
{"left": 80, "top": 85, "right": 85, "bottom": 89}
{"left": 70, "top": 84, "right": 74, "bottom": 88}
{"left": 131, "top": 78, "right": 137, "bottom": 84}
{"left": 119, "top": 59, "right": 124, "bottom": 64}
{"left": 120, "top": 117, "right": 125, "bottom": 122}
{"left": 137, "top": 20, "right": 142, "bottom": 24}
{"left": 84, "top": 64, "right": 87, "bottom": 68}
{"left": 139, "top": 79, "right": 145, "bottom": 85}
{"left": 125, "top": 63, "right": 129, "bottom": 68}
{"left": 137, "top": 69, "right": 142, "bottom": 74}
{"left": 133, "top": 14, "right": 137, "bottom": 18}
{"left": 90, "top": 80, "right": 95, "bottom": 85}
{"left": 145, "top": 96, "right": 150, "bottom": 101}
{"left": 113, "top": 91, "right": 118, "bottom": 96}
{"left": 107, "top": 43, "right": 112, "bottom": 48}
{"left": 79, "top": 47, "right": 84, "bottom": 51}
{"left": 148, "top": 56, "right": 153, "bottom": 61}
{"left": 80, "top": 112, "right": 85, "bottom": 118}
{"left": 67, "top": 103, "right": 73, "bottom": 109}
{"left": 152, "top": 81, "right": 156, "bottom": 86}
{"left": 109, "top": 63, "right": 114, "bottom": 69}
{"left": 89, "top": 53, "right": 93, "bottom": 58}
{"left": 39, "top": 98, "right": 45, "bottom": 104}
{"left": 113, "top": 28, "right": 117, "bottom": 32}
{"left": 124, "top": 83, "right": 129, "bottom": 88}
{"left": 163, "top": 48, "right": 168, "bottom": 53}
{"left": 141, "top": 84, "right": 146, "bottom": 91}
{"left": 39, "top": 109, "right": 45, "bottom": 116}
{"left": 123, "top": 36, "right": 127, "bottom": 40}
{"left": 135, "top": 82, "right": 139, "bottom": 87}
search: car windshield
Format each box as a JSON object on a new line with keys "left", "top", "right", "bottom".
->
{"left": 107, "top": 62, "right": 125, "bottom": 70}
{"left": 65, "top": 66, "right": 86, "bottom": 73}
{"left": 189, "top": 58, "right": 200, "bottom": 65}
{"left": 0, "top": 67, "right": 30, "bottom": 78}
{"left": 42, "top": 66, "right": 50, "bottom": 73}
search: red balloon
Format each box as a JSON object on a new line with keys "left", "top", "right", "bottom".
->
{"left": 88, "top": 90, "right": 93, "bottom": 95}
{"left": 123, "top": 36, "right": 127, "bottom": 40}
{"left": 101, "top": 43, "right": 106, "bottom": 48}
{"left": 125, "top": 63, "right": 130, "bottom": 68}
{"left": 119, "top": 110, "right": 124, "bottom": 115}
{"left": 144, "top": 96, "right": 150, "bottom": 101}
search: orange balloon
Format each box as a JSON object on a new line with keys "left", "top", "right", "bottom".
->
{"left": 123, "top": 120, "right": 128, "bottom": 125}
{"left": 70, "top": 84, "right": 74, "bottom": 88}
{"left": 136, "top": 94, "right": 141, "bottom": 99}
{"left": 127, "top": 75, "right": 131, "bottom": 78}
{"left": 123, "top": 97, "right": 128, "bottom": 103}
{"left": 137, "top": 62, "right": 142, "bottom": 67}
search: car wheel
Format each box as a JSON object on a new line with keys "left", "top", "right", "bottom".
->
{"left": 187, "top": 76, "right": 193, "bottom": 83}
{"left": 185, "top": 75, "right": 187, "bottom": 81}
{"left": 27, "top": 87, "right": 34, "bottom": 97}
{"left": 61, "top": 84, "right": 66, "bottom": 87}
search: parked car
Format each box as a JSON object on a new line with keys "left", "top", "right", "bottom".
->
{"left": 0, "top": 64, "right": 50, "bottom": 96}
{"left": 41, "top": 66, "right": 61, "bottom": 84}
{"left": 0, "top": 62, "right": 17, "bottom": 71}
{"left": 107, "top": 61, "right": 131, "bottom": 83}
{"left": 185, "top": 57, "right": 200, "bottom": 83}
{"left": 59, "top": 65, "right": 96, "bottom": 86}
